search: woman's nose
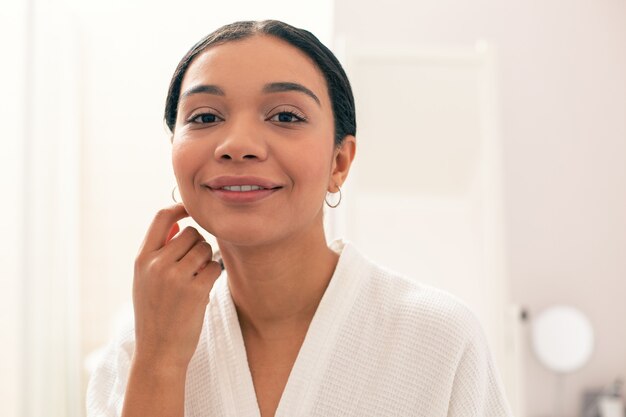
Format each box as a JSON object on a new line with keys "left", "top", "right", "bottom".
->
{"left": 213, "top": 118, "right": 268, "bottom": 162}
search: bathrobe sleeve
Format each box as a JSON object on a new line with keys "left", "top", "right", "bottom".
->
{"left": 446, "top": 314, "right": 514, "bottom": 417}
{"left": 86, "top": 327, "right": 135, "bottom": 417}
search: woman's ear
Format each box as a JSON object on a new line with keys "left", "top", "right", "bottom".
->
{"left": 329, "top": 135, "right": 356, "bottom": 191}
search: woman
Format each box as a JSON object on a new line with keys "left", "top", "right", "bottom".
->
{"left": 87, "top": 20, "right": 513, "bottom": 417}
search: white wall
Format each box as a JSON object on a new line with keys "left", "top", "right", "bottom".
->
{"left": 334, "top": 1, "right": 626, "bottom": 416}
{"left": 6, "top": 2, "right": 84, "bottom": 416}
{"left": 0, "top": 2, "right": 28, "bottom": 417}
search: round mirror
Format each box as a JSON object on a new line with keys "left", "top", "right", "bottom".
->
{"left": 531, "top": 305, "right": 594, "bottom": 373}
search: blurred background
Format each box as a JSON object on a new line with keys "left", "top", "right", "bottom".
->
{"left": 1, "top": 1, "right": 625, "bottom": 416}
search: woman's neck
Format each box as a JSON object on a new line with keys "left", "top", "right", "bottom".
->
{"left": 216, "top": 224, "right": 340, "bottom": 341}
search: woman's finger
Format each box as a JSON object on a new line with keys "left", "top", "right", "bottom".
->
{"left": 158, "top": 225, "right": 207, "bottom": 264}
{"left": 138, "top": 203, "right": 189, "bottom": 254}
{"left": 191, "top": 261, "right": 222, "bottom": 297}
{"left": 178, "top": 240, "right": 214, "bottom": 274}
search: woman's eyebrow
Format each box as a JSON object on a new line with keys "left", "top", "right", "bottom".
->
{"left": 263, "top": 82, "right": 321, "bottom": 106}
{"left": 181, "top": 84, "right": 225, "bottom": 98}
{"left": 180, "top": 82, "right": 321, "bottom": 107}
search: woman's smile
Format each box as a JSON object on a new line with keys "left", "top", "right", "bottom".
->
{"left": 206, "top": 187, "right": 281, "bottom": 204}
{"left": 203, "top": 175, "right": 285, "bottom": 204}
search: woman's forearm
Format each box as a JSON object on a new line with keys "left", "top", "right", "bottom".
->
{"left": 121, "top": 356, "right": 187, "bottom": 417}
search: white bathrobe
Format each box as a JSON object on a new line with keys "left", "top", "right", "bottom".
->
{"left": 86, "top": 238, "right": 513, "bottom": 416}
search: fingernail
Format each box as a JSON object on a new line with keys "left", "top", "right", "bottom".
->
{"left": 166, "top": 222, "right": 179, "bottom": 243}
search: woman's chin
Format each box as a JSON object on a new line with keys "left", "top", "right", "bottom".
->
{"left": 203, "top": 222, "right": 287, "bottom": 248}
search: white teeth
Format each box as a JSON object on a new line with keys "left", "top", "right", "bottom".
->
{"left": 222, "top": 185, "right": 264, "bottom": 192}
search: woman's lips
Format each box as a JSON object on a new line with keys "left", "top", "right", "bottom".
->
{"left": 203, "top": 175, "right": 284, "bottom": 204}
{"left": 205, "top": 186, "right": 282, "bottom": 204}
{"left": 205, "top": 175, "right": 282, "bottom": 190}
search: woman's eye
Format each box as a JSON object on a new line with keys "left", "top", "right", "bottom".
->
{"left": 269, "top": 111, "right": 306, "bottom": 123}
{"left": 190, "top": 113, "right": 221, "bottom": 124}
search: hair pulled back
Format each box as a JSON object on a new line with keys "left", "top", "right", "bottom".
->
{"left": 163, "top": 20, "right": 356, "bottom": 147}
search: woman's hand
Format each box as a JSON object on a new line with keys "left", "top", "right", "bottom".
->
{"left": 131, "top": 203, "right": 222, "bottom": 372}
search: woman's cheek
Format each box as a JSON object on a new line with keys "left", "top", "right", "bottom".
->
{"left": 171, "top": 134, "right": 206, "bottom": 176}
{"left": 301, "top": 146, "right": 334, "bottom": 196}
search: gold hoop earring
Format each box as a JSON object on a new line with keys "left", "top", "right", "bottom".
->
{"left": 325, "top": 185, "right": 342, "bottom": 208}
{"left": 171, "top": 185, "right": 179, "bottom": 203}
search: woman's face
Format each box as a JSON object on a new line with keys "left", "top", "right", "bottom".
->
{"left": 172, "top": 35, "right": 345, "bottom": 246}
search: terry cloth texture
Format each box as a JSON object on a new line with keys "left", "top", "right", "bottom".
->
{"left": 86, "top": 238, "right": 513, "bottom": 416}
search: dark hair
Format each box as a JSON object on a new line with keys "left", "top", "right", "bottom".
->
{"left": 163, "top": 20, "right": 356, "bottom": 147}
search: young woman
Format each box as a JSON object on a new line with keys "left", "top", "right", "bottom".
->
{"left": 87, "top": 20, "right": 513, "bottom": 417}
